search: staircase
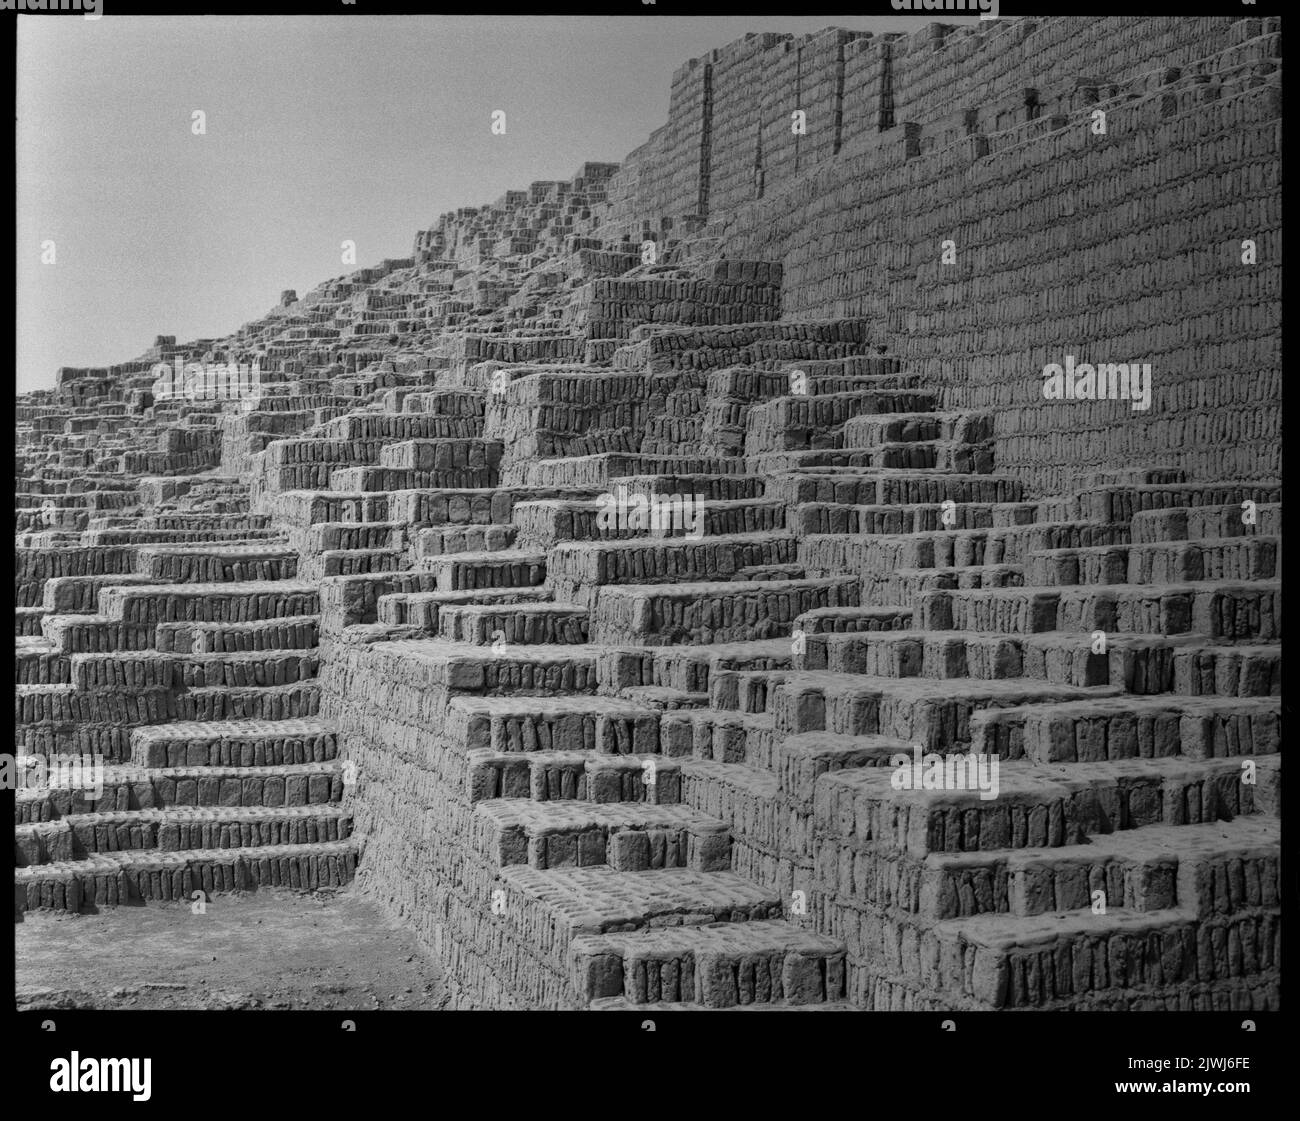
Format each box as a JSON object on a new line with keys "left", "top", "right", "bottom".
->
{"left": 15, "top": 467, "right": 359, "bottom": 912}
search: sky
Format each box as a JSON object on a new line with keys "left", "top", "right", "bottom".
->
{"left": 16, "top": 14, "right": 980, "bottom": 393}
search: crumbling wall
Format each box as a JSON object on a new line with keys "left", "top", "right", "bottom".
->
{"left": 603, "top": 16, "right": 1279, "bottom": 495}
{"left": 611, "top": 18, "right": 1246, "bottom": 221}
{"left": 715, "top": 70, "right": 1281, "bottom": 495}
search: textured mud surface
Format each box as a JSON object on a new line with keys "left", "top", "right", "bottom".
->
{"left": 16, "top": 888, "right": 446, "bottom": 1011}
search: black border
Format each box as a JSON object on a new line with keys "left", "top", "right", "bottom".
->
{"left": 4, "top": 2, "right": 1290, "bottom": 1106}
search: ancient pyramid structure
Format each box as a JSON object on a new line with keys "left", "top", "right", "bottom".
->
{"left": 15, "top": 15, "right": 1281, "bottom": 1011}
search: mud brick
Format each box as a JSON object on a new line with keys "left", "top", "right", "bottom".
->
{"left": 1171, "top": 645, "right": 1280, "bottom": 697}
{"left": 548, "top": 534, "right": 796, "bottom": 604}
{"left": 589, "top": 576, "right": 859, "bottom": 646}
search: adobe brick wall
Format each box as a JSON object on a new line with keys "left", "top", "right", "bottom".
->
{"left": 602, "top": 16, "right": 1279, "bottom": 495}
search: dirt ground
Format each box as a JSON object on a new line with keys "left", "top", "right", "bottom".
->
{"left": 15, "top": 887, "right": 448, "bottom": 1011}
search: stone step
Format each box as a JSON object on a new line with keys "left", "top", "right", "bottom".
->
{"left": 17, "top": 721, "right": 139, "bottom": 763}
{"left": 1020, "top": 631, "right": 1207, "bottom": 690}
{"left": 130, "top": 717, "right": 339, "bottom": 768}
{"left": 41, "top": 573, "right": 164, "bottom": 614}
{"left": 598, "top": 638, "right": 795, "bottom": 695}
{"left": 40, "top": 614, "right": 158, "bottom": 653}
{"left": 774, "top": 731, "right": 921, "bottom": 807}
{"left": 513, "top": 497, "right": 786, "bottom": 547}
{"left": 548, "top": 533, "right": 797, "bottom": 602}
{"left": 134, "top": 543, "right": 300, "bottom": 582}
{"left": 1081, "top": 481, "right": 1281, "bottom": 526}
{"left": 471, "top": 800, "right": 729, "bottom": 871}
{"left": 375, "top": 587, "right": 552, "bottom": 630}
{"left": 307, "top": 547, "right": 406, "bottom": 577}
{"left": 772, "top": 356, "right": 910, "bottom": 382}
{"left": 800, "top": 522, "right": 1130, "bottom": 575}
{"left": 1007, "top": 822, "right": 1280, "bottom": 921}
{"left": 493, "top": 862, "right": 787, "bottom": 993}
{"left": 708, "top": 668, "right": 799, "bottom": 714}
{"left": 1080, "top": 467, "right": 1188, "bottom": 488}
{"left": 769, "top": 469, "right": 1026, "bottom": 508}
{"left": 16, "top": 682, "right": 321, "bottom": 743}
{"left": 589, "top": 576, "right": 860, "bottom": 646}
{"left": 792, "top": 606, "right": 914, "bottom": 637}
{"left": 918, "top": 581, "right": 1281, "bottom": 639}
{"left": 619, "top": 685, "right": 710, "bottom": 710}
{"left": 83, "top": 527, "right": 286, "bottom": 545}
{"left": 744, "top": 391, "right": 938, "bottom": 455}
{"left": 570, "top": 918, "right": 845, "bottom": 1007}
{"left": 1171, "top": 644, "right": 1281, "bottom": 697}
{"left": 506, "top": 454, "right": 751, "bottom": 491}
{"left": 1027, "top": 537, "right": 1279, "bottom": 586}
{"left": 259, "top": 435, "right": 386, "bottom": 469}
{"left": 417, "top": 549, "right": 548, "bottom": 591}
{"left": 13, "top": 838, "right": 359, "bottom": 912}
{"left": 437, "top": 603, "right": 590, "bottom": 645}
{"left": 791, "top": 500, "right": 1039, "bottom": 536}
{"left": 322, "top": 406, "right": 485, "bottom": 441}
{"left": 769, "top": 671, "right": 1123, "bottom": 747}
{"left": 263, "top": 488, "right": 393, "bottom": 529}
{"left": 918, "top": 900, "right": 1279, "bottom": 1010}
{"left": 69, "top": 649, "right": 319, "bottom": 690}
{"left": 677, "top": 758, "right": 783, "bottom": 856}
{"left": 1130, "top": 504, "right": 1281, "bottom": 543}
{"left": 16, "top": 543, "right": 140, "bottom": 585}
{"left": 912, "top": 817, "right": 1280, "bottom": 921}
{"left": 376, "top": 437, "right": 504, "bottom": 473}
{"left": 16, "top": 803, "right": 352, "bottom": 861}
{"left": 302, "top": 519, "right": 407, "bottom": 552}
{"left": 752, "top": 441, "right": 995, "bottom": 474}
{"left": 97, "top": 581, "right": 321, "bottom": 624}
{"left": 329, "top": 464, "right": 500, "bottom": 491}
{"left": 860, "top": 564, "right": 1024, "bottom": 609}
{"left": 801, "top": 629, "right": 1203, "bottom": 686}
{"left": 832, "top": 753, "right": 1279, "bottom": 857}
{"left": 17, "top": 759, "right": 345, "bottom": 823}
{"left": 610, "top": 473, "right": 767, "bottom": 502}
{"left": 448, "top": 694, "right": 662, "bottom": 755}
{"left": 14, "top": 641, "right": 72, "bottom": 685}
{"left": 128, "top": 512, "right": 273, "bottom": 532}
{"left": 841, "top": 410, "right": 993, "bottom": 446}
{"left": 466, "top": 748, "right": 682, "bottom": 804}
{"left": 969, "top": 695, "right": 1281, "bottom": 764}
{"left": 381, "top": 485, "right": 552, "bottom": 531}
{"left": 411, "top": 523, "right": 518, "bottom": 557}
{"left": 659, "top": 708, "right": 776, "bottom": 766}
{"left": 154, "top": 616, "right": 321, "bottom": 653}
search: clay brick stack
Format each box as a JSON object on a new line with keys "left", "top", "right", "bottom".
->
{"left": 564, "top": 268, "right": 781, "bottom": 340}
{"left": 14, "top": 446, "right": 358, "bottom": 909}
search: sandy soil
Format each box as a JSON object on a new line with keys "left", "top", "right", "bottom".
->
{"left": 15, "top": 887, "right": 447, "bottom": 1011}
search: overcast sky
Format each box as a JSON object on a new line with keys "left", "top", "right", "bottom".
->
{"left": 17, "top": 14, "right": 978, "bottom": 392}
